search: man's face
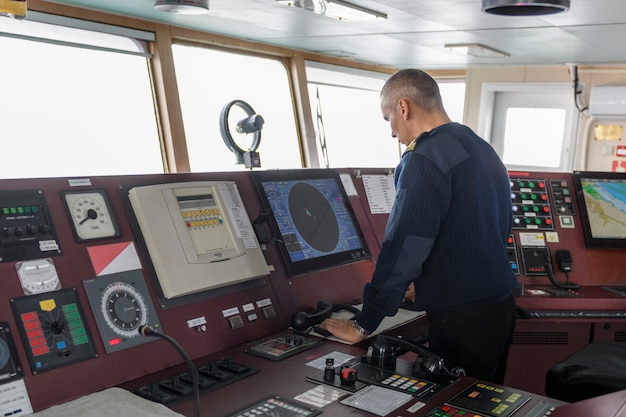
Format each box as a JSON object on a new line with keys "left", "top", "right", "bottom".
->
{"left": 381, "top": 98, "right": 412, "bottom": 147}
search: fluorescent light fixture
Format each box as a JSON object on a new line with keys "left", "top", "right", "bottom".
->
{"left": 154, "top": 0, "right": 209, "bottom": 14}
{"left": 276, "top": 0, "right": 387, "bottom": 21}
{"left": 314, "top": 50, "right": 357, "bottom": 58}
{"left": 0, "top": 11, "right": 153, "bottom": 56}
{"left": 445, "top": 43, "right": 509, "bottom": 59}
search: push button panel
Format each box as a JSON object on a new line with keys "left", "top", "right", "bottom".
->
{"left": 510, "top": 179, "right": 554, "bottom": 231}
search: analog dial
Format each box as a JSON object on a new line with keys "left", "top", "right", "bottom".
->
{"left": 100, "top": 281, "right": 148, "bottom": 338}
{"left": 62, "top": 190, "right": 120, "bottom": 241}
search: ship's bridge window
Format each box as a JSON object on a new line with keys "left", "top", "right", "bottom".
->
{"left": 479, "top": 83, "right": 577, "bottom": 172}
{"left": 305, "top": 61, "right": 466, "bottom": 168}
{"left": 171, "top": 44, "right": 301, "bottom": 171}
{"left": 0, "top": 12, "right": 163, "bottom": 178}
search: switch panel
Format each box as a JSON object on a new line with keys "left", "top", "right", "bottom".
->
{"left": 510, "top": 179, "right": 554, "bottom": 231}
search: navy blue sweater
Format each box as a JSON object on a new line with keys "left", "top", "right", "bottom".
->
{"left": 356, "top": 122, "right": 518, "bottom": 332}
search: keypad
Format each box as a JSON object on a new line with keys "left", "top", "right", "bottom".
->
{"left": 425, "top": 405, "right": 486, "bottom": 417}
{"left": 380, "top": 373, "right": 430, "bottom": 394}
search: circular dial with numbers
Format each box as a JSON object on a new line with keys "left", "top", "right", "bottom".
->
{"left": 62, "top": 190, "right": 120, "bottom": 241}
{"left": 100, "top": 281, "right": 148, "bottom": 338}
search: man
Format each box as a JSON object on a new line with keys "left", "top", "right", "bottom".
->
{"left": 319, "top": 69, "right": 518, "bottom": 384}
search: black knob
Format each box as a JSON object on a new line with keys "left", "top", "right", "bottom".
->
{"left": 324, "top": 358, "right": 335, "bottom": 382}
{"left": 49, "top": 321, "right": 65, "bottom": 335}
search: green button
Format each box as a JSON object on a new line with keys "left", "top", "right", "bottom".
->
{"left": 65, "top": 311, "right": 81, "bottom": 321}
{"left": 70, "top": 326, "right": 86, "bottom": 337}
{"left": 73, "top": 335, "right": 89, "bottom": 345}
{"left": 62, "top": 303, "right": 78, "bottom": 313}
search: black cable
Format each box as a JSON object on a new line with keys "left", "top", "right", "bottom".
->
{"left": 571, "top": 65, "right": 588, "bottom": 113}
{"left": 139, "top": 325, "right": 200, "bottom": 417}
{"left": 546, "top": 261, "right": 579, "bottom": 290}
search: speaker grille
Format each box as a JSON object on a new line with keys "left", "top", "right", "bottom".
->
{"left": 614, "top": 331, "right": 626, "bottom": 342}
{"left": 512, "top": 331, "right": 569, "bottom": 345}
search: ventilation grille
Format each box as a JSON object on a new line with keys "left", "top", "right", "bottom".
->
{"left": 614, "top": 331, "right": 626, "bottom": 342}
{"left": 512, "top": 331, "right": 569, "bottom": 345}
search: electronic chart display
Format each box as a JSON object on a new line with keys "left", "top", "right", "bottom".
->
{"left": 574, "top": 171, "right": 626, "bottom": 248}
{"left": 252, "top": 169, "right": 371, "bottom": 276}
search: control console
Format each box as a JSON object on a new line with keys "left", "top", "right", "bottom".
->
{"left": 246, "top": 331, "right": 322, "bottom": 361}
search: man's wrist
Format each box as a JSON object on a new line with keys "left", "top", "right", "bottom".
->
{"left": 351, "top": 320, "right": 372, "bottom": 336}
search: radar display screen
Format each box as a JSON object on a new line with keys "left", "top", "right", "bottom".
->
{"left": 252, "top": 169, "right": 370, "bottom": 276}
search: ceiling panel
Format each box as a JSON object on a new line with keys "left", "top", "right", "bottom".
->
{"left": 42, "top": 0, "right": 626, "bottom": 69}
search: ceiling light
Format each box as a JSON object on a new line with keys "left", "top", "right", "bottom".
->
{"left": 445, "top": 43, "right": 510, "bottom": 58}
{"left": 314, "top": 50, "right": 357, "bottom": 58}
{"left": 482, "top": 0, "right": 569, "bottom": 16}
{"left": 276, "top": 0, "right": 386, "bottom": 21}
{"left": 154, "top": 0, "right": 209, "bottom": 14}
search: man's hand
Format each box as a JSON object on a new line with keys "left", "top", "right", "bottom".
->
{"left": 318, "top": 318, "right": 367, "bottom": 344}
{"left": 404, "top": 282, "right": 415, "bottom": 303}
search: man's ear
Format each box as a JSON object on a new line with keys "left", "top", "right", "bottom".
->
{"left": 398, "top": 98, "right": 410, "bottom": 120}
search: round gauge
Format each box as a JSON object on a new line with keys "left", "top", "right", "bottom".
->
{"left": 62, "top": 190, "right": 121, "bottom": 242}
{"left": 16, "top": 258, "right": 61, "bottom": 295}
{"left": 100, "top": 281, "right": 148, "bottom": 339}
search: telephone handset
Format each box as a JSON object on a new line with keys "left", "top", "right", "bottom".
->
{"left": 555, "top": 249, "right": 572, "bottom": 272}
{"left": 548, "top": 249, "right": 579, "bottom": 290}
{"left": 291, "top": 301, "right": 360, "bottom": 331}
{"left": 524, "top": 246, "right": 578, "bottom": 290}
{"left": 362, "top": 333, "right": 464, "bottom": 384}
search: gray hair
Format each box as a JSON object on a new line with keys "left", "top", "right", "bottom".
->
{"left": 380, "top": 69, "right": 445, "bottom": 113}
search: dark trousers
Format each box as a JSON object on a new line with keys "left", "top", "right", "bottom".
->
{"left": 427, "top": 294, "right": 516, "bottom": 384}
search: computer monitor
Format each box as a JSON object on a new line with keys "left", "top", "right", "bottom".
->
{"left": 573, "top": 171, "right": 626, "bottom": 249}
{"left": 251, "top": 169, "right": 371, "bottom": 276}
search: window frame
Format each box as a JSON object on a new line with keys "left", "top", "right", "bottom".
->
{"left": 0, "top": 14, "right": 165, "bottom": 178}
{"left": 170, "top": 41, "right": 304, "bottom": 173}
{"left": 478, "top": 82, "right": 580, "bottom": 172}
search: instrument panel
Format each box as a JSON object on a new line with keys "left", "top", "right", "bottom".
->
{"left": 0, "top": 169, "right": 623, "bottom": 414}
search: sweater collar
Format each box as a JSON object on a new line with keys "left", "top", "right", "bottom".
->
{"left": 403, "top": 122, "right": 456, "bottom": 155}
